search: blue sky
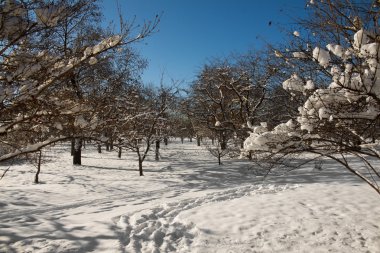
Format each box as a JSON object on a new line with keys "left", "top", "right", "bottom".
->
{"left": 100, "top": 0, "right": 308, "bottom": 85}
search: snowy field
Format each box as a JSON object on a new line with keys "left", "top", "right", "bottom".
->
{"left": 0, "top": 140, "right": 380, "bottom": 253}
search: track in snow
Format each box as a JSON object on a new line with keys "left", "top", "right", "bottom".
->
{"left": 115, "top": 184, "right": 298, "bottom": 253}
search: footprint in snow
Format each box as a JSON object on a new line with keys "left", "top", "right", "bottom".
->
{"left": 115, "top": 184, "right": 298, "bottom": 253}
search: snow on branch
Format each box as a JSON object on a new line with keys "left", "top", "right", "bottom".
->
{"left": 244, "top": 25, "right": 380, "bottom": 154}
{"left": 0, "top": 137, "right": 68, "bottom": 162}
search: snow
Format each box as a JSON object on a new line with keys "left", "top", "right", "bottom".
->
{"left": 1, "top": 140, "right": 380, "bottom": 252}
{"left": 312, "top": 47, "right": 330, "bottom": 67}
{"left": 292, "top": 52, "right": 307, "bottom": 59}
{"left": 88, "top": 57, "right": 98, "bottom": 65}
{"left": 91, "top": 36, "right": 122, "bottom": 55}
{"left": 353, "top": 29, "right": 373, "bottom": 50}
{"left": 74, "top": 115, "right": 88, "bottom": 128}
{"left": 305, "top": 80, "right": 315, "bottom": 90}
{"left": 274, "top": 50, "right": 283, "bottom": 58}
{"left": 282, "top": 74, "right": 304, "bottom": 92}
{"left": 326, "top": 43, "right": 345, "bottom": 58}
{"left": 282, "top": 74, "right": 313, "bottom": 93}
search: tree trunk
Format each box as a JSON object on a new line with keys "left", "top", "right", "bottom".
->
{"left": 98, "top": 144, "right": 101, "bottom": 153}
{"left": 118, "top": 147, "right": 122, "bottom": 158}
{"left": 34, "top": 150, "right": 42, "bottom": 184}
{"left": 110, "top": 139, "right": 114, "bottom": 150}
{"left": 164, "top": 137, "right": 168, "bottom": 146}
{"left": 138, "top": 158, "right": 144, "bottom": 176}
{"left": 106, "top": 142, "right": 110, "bottom": 151}
{"left": 221, "top": 141, "right": 227, "bottom": 150}
{"left": 73, "top": 138, "right": 82, "bottom": 165}
{"left": 211, "top": 137, "right": 214, "bottom": 145}
{"left": 221, "top": 134, "right": 227, "bottom": 150}
{"left": 197, "top": 136, "right": 201, "bottom": 146}
{"left": 181, "top": 137, "right": 184, "bottom": 144}
{"left": 155, "top": 140, "right": 160, "bottom": 161}
{"left": 218, "top": 154, "right": 221, "bottom": 165}
{"left": 189, "top": 137, "right": 192, "bottom": 142}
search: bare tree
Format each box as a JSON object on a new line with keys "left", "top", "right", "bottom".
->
{"left": 187, "top": 53, "right": 279, "bottom": 163}
{"left": 117, "top": 85, "right": 176, "bottom": 176}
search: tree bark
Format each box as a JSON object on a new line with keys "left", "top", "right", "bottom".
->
{"left": 221, "top": 133, "right": 227, "bottom": 150}
{"left": 73, "top": 138, "right": 82, "bottom": 165}
{"left": 164, "top": 137, "right": 168, "bottom": 146}
{"left": 181, "top": 137, "right": 184, "bottom": 144}
{"left": 155, "top": 140, "right": 160, "bottom": 161}
{"left": 248, "top": 151, "right": 252, "bottom": 160}
{"left": 197, "top": 135, "right": 201, "bottom": 146}
{"left": 34, "top": 150, "right": 42, "bottom": 184}
{"left": 138, "top": 158, "right": 144, "bottom": 176}
{"left": 118, "top": 147, "right": 122, "bottom": 158}
{"left": 98, "top": 144, "right": 101, "bottom": 153}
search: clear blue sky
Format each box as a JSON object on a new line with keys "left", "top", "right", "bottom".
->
{"left": 100, "top": 0, "right": 308, "bottom": 86}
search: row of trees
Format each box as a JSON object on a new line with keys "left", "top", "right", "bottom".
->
{"left": 0, "top": 0, "right": 311, "bottom": 176}
{"left": 2, "top": 0, "right": 379, "bottom": 193}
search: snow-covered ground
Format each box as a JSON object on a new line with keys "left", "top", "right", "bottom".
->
{"left": 0, "top": 140, "right": 379, "bottom": 253}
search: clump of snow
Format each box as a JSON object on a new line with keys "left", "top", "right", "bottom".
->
{"left": 292, "top": 52, "right": 308, "bottom": 59}
{"left": 274, "top": 50, "right": 283, "bottom": 58}
{"left": 253, "top": 122, "right": 267, "bottom": 134}
{"left": 305, "top": 80, "right": 315, "bottom": 90}
{"left": 312, "top": 47, "right": 330, "bottom": 67}
{"left": 353, "top": 29, "right": 373, "bottom": 49}
{"left": 88, "top": 57, "right": 98, "bottom": 65}
{"left": 360, "top": 43, "right": 379, "bottom": 58}
{"left": 92, "top": 35, "right": 122, "bottom": 55}
{"left": 282, "top": 74, "right": 304, "bottom": 92}
{"left": 74, "top": 115, "right": 88, "bottom": 128}
{"left": 54, "top": 122, "right": 63, "bottom": 130}
{"left": 326, "top": 44, "right": 345, "bottom": 58}
{"left": 244, "top": 119, "right": 299, "bottom": 152}
{"left": 293, "top": 31, "right": 300, "bottom": 37}
{"left": 282, "top": 74, "right": 314, "bottom": 93}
